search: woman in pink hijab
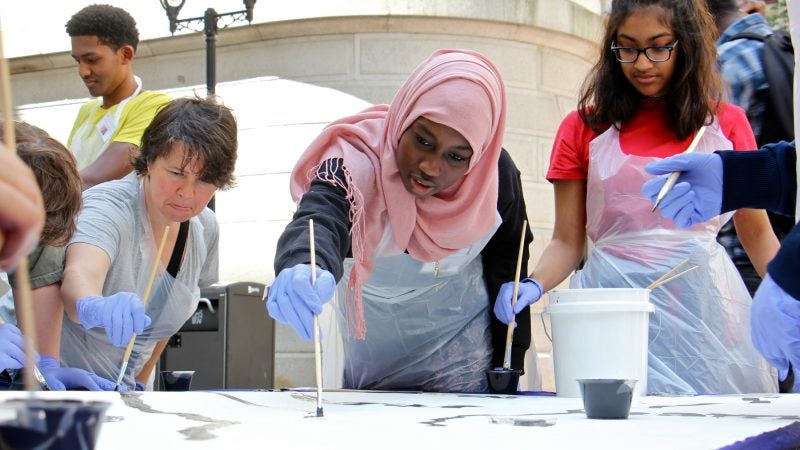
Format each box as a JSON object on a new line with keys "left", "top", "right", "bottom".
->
{"left": 267, "top": 49, "right": 533, "bottom": 393}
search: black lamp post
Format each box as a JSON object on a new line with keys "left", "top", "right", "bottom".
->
{"left": 159, "top": 0, "right": 257, "bottom": 96}
{"left": 159, "top": 0, "right": 256, "bottom": 211}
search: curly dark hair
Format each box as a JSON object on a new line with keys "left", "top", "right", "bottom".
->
{"left": 578, "top": 0, "right": 722, "bottom": 140}
{"left": 0, "top": 122, "right": 82, "bottom": 247}
{"left": 133, "top": 97, "right": 238, "bottom": 190}
{"left": 65, "top": 4, "right": 139, "bottom": 52}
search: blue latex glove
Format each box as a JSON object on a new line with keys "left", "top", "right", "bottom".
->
{"left": 751, "top": 274, "right": 800, "bottom": 393}
{"left": 38, "top": 356, "right": 118, "bottom": 391}
{"left": 135, "top": 380, "right": 145, "bottom": 391}
{"left": 76, "top": 293, "right": 152, "bottom": 347}
{"left": 0, "top": 323, "right": 26, "bottom": 370}
{"left": 493, "top": 278, "right": 544, "bottom": 325}
{"left": 642, "top": 152, "right": 723, "bottom": 228}
{"left": 266, "top": 264, "right": 336, "bottom": 340}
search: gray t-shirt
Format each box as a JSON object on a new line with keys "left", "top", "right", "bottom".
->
{"left": 60, "top": 174, "right": 219, "bottom": 386}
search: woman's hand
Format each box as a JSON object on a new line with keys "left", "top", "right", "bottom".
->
{"left": 493, "top": 278, "right": 544, "bottom": 324}
{"left": 76, "top": 293, "right": 152, "bottom": 347}
{"left": 266, "top": 264, "right": 336, "bottom": 340}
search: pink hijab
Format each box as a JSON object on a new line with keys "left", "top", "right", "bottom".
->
{"left": 290, "top": 49, "right": 507, "bottom": 338}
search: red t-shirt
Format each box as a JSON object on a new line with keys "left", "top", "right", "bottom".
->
{"left": 547, "top": 101, "right": 756, "bottom": 181}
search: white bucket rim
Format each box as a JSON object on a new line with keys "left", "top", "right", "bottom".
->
{"left": 550, "top": 288, "right": 651, "bottom": 294}
{"left": 549, "top": 288, "right": 652, "bottom": 305}
{"left": 545, "top": 301, "right": 655, "bottom": 314}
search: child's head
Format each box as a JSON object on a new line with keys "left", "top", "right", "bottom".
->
{"left": 580, "top": 0, "right": 721, "bottom": 139}
{"left": 0, "top": 122, "right": 82, "bottom": 247}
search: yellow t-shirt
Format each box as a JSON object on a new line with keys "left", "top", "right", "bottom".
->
{"left": 67, "top": 90, "right": 172, "bottom": 169}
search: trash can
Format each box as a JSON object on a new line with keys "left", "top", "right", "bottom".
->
{"left": 159, "top": 281, "right": 273, "bottom": 390}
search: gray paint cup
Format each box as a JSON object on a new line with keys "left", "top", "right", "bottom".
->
{"left": 578, "top": 378, "right": 636, "bottom": 419}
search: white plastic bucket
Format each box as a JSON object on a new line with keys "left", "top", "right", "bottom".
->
{"left": 544, "top": 288, "right": 654, "bottom": 398}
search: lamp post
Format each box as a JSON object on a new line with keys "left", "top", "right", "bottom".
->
{"left": 159, "top": 0, "right": 256, "bottom": 211}
{"left": 159, "top": 0, "right": 257, "bottom": 96}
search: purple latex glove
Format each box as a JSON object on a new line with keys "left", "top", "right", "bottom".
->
{"left": 0, "top": 323, "right": 26, "bottom": 370}
{"left": 751, "top": 274, "right": 800, "bottom": 392}
{"left": 493, "top": 278, "right": 544, "bottom": 325}
{"left": 38, "top": 356, "right": 118, "bottom": 391}
{"left": 135, "top": 380, "right": 145, "bottom": 391}
{"left": 266, "top": 264, "right": 336, "bottom": 340}
{"left": 642, "top": 152, "right": 723, "bottom": 228}
{"left": 76, "top": 293, "right": 152, "bottom": 347}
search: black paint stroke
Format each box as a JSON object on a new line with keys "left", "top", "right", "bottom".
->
{"left": 289, "top": 392, "right": 479, "bottom": 409}
{"left": 213, "top": 391, "right": 273, "bottom": 408}
{"left": 121, "top": 393, "right": 239, "bottom": 441}
{"left": 421, "top": 410, "right": 584, "bottom": 427}
{"left": 489, "top": 416, "right": 556, "bottom": 427}
{"left": 741, "top": 397, "right": 773, "bottom": 404}
{"left": 648, "top": 402, "right": 721, "bottom": 409}
{"left": 422, "top": 397, "right": 799, "bottom": 427}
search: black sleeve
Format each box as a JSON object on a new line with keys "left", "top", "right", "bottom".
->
{"left": 274, "top": 158, "right": 352, "bottom": 281}
{"left": 768, "top": 223, "right": 800, "bottom": 301}
{"left": 718, "top": 140, "right": 797, "bottom": 216}
{"left": 482, "top": 149, "right": 534, "bottom": 371}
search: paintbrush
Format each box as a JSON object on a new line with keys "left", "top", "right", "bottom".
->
{"left": 502, "top": 220, "right": 528, "bottom": 370}
{"left": 651, "top": 126, "right": 707, "bottom": 212}
{"left": 646, "top": 258, "right": 690, "bottom": 289}
{"left": 309, "top": 219, "right": 324, "bottom": 417}
{"left": 647, "top": 265, "right": 699, "bottom": 290}
{"left": 114, "top": 225, "right": 170, "bottom": 391}
{"left": 0, "top": 24, "right": 45, "bottom": 392}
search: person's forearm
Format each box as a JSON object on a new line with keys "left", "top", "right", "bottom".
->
{"left": 61, "top": 244, "right": 112, "bottom": 322}
{"left": 80, "top": 142, "right": 137, "bottom": 190}
{"left": 275, "top": 163, "right": 352, "bottom": 280}
{"left": 529, "top": 238, "right": 585, "bottom": 292}
{"left": 733, "top": 209, "right": 780, "bottom": 278}
{"left": 60, "top": 265, "right": 100, "bottom": 322}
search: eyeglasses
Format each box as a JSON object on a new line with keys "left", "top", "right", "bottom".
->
{"left": 610, "top": 40, "right": 679, "bottom": 63}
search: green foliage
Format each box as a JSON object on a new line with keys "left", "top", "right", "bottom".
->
{"left": 767, "top": 0, "right": 789, "bottom": 32}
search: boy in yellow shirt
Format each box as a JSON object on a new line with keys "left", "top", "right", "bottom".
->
{"left": 66, "top": 4, "right": 171, "bottom": 191}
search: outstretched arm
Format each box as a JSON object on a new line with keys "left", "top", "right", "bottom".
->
{"left": 529, "top": 179, "right": 587, "bottom": 291}
{"left": 79, "top": 142, "right": 137, "bottom": 191}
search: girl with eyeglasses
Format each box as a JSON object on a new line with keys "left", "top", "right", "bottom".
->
{"left": 493, "top": 0, "right": 779, "bottom": 395}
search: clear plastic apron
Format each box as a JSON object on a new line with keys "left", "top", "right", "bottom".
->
{"left": 337, "top": 213, "right": 501, "bottom": 393}
{"left": 70, "top": 76, "right": 142, "bottom": 170}
{"left": 60, "top": 180, "right": 199, "bottom": 388}
{"left": 571, "top": 120, "right": 776, "bottom": 395}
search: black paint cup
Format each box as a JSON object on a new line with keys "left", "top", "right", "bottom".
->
{"left": 578, "top": 378, "right": 636, "bottom": 419}
{"left": 0, "top": 399, "right": 110, "bottom": 450}
{"left": 486, "top": 368, "right": 522, "bottom": 394}
{"left": 160, "top": 370, "right": 195, "bottom": 391}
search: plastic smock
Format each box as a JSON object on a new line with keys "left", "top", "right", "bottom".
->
{"left": 60, "top": 175, "right": 219, "bottom": 388}
{"left": 336, "top": 212, "right": 501, "bottom": 393}
{"left": 571, "top": 119, "right": 776, "bottom": 395}
{"left": 69, "top": 76, "right": 142, "bottom": 170}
